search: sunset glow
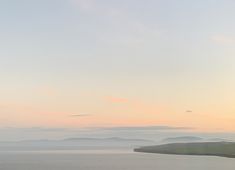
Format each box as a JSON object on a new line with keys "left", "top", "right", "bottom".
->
{"left": 1, "top": 0, "right": 235, "bottom": 136}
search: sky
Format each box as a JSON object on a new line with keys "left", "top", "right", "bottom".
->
{"left": 1, "top": 0, "right": 235, "bottom": 140}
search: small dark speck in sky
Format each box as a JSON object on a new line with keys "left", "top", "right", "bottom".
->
{"left": 69, "top": 114, "right": 91, "bottom": 117}
{"left": 186, "top": 110, "right": 193, "bottom": 113}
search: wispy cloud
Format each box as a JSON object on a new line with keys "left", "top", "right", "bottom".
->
{"left": 0, "top": 127, "right": 68, "bottom": 132}
{"left": 105, "top": 96, "right": 129, "bottom": 104}
{"left": 186, "top": 110, "right": 193, "bottom": 113}
{"left": 211, "top": 35, "right": 235, "bottom": 45}
{"left": 95, "top": 125, "right": 192, "bottom": 131}
{"left": 0, "top": 125, "right": 191, "bottom": 133}
{"left": 71, "top": 0, "right": 96, "bottom": 13}
{"left": 69, "top": 113, "right": 91, "bottom": 117}
{"left": 38, "top": 85, "right": 59, "bottom": 97}
{"left": 70, "top": 0, "right": 162, "bottom": 48}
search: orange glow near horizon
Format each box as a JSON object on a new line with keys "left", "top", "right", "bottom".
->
{"left": 1, "top": 93, "right": 235, "bottom": 132}
{"left": 1, "top": 0, "right": 235, "bottom": 135}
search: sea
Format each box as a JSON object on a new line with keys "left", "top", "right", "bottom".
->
{"left": 0, "top": 150, "right": 234, "bottom": 170}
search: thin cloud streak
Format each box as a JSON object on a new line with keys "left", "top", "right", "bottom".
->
{"left": 105, "top": 96, "right": 129, "bottom": 104}
{"left": 0, "top": 125, "right": 192, "bottom": 133}
{"left": 94, "top": 125, "right": 193, "bottom": 131}
{"left": 211, "top": 35, "right": 235, "bottom": 44}
{"left": 71, "top": 0, "right": 95, "bottom": 13}
{"left": 0, "top": 127, "right": 68, "bottom": 132}
{"left": 186, "top": 110, "right": 193, "bottom": 113}
{"left": 69, "top": 114, "right": 91, "bottom": 117}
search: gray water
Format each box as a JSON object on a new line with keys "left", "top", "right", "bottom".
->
{"left": 0, "top": 150, "right": 234, "bottom": 170}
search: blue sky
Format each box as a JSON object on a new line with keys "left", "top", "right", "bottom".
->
{"left": 1, "top": 0, "right": 235, "bottom": 77}
{"left": 0, "top": 0, "right": 235, "bottom": 137}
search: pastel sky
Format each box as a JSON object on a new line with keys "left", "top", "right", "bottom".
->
{"left": 1, "top": 0, "right": 235, "bottom": 133}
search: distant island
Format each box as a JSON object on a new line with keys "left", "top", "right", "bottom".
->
{"left": 160, "top": 136, "right": 228, "bottom": 144}
{"left": 0, "top": 137, "right": 156, "bottom": 151}
{"left": 161, "top": 136, "right": 203, "bottom": 143}
{"left": 134, "top": 142, "right": 235, "bottom": 158}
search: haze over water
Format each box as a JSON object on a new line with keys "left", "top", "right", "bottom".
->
{"left": 1, "top": 150, "right": 235, "bottom": 170}
{"left": 1, "top": 0, "right": 235, "bottom": 169}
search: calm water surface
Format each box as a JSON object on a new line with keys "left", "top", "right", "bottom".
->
{"left": 0, "top": 150, "right": 234, "bottom": 170}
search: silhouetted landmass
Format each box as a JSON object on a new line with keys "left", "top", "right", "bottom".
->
{"left": 134, "top": 142, "right": 235, "bottom": 158}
